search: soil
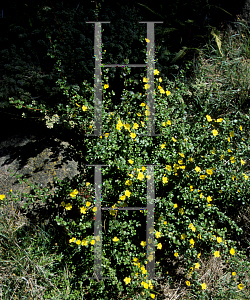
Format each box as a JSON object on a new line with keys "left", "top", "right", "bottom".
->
{"left": 0, "top": 107, "right": 85, "bottom": 209}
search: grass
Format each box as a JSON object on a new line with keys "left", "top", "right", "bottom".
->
{"left": 1, "top": 19, "right": 250, "bottom": 299}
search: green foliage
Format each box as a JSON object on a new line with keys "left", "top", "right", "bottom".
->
{"left": 3, "top": 54, "right": 250, "bottom": 298}
{"left": 1, "top": 3, "right": 250, "bottom": 300}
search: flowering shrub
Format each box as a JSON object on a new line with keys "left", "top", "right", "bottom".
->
{"left": 2, "top": 19, "right": 250, "bottom": 297}
{"left": 3, "top": 53, "right": 250, "bottom": 298}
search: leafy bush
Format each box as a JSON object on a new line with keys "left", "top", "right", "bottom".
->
{"left": 3, "top": 54, "right": 250, "bottom": 298}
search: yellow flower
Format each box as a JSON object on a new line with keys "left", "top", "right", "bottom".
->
{"left": 140, "top": 241, "right": 146, "bottom": 247}
{"left": 216, "top": 118, "right": 223, "bottom": 122}
{"left": 238, "top": 283, "right": 244, "bottom": 290}
{"left": 162, "top": 122, "right": 166, "bottom": 127}
{"left": 159, "top": 77, "right": 162, "bottom": 82}
{"left": 157, "top": 243, "right": 162, "bottom": 249}
{"left": 195, "top": 262, "right": 200, "bottom": 269}
{"left": 125, "top": 179, "right": 132, "bottom": 186}
{"left": 144, "top": 84, "right": 150, "bottom": 90}
{"left": 166, "top": 90, "right": 171, "bottom": 96}
{"left": 82, "top": 105, "right": 87, "bottom": 111}
{"left": 143, "top": 77, "right": 148, "bottom": 83}
{"left": 201, "top": 283, "right": 207, "bottom": 290}
{"left": 195, "top": 166, "right": 201, "bottom": 173}
{"left": 116, "top": 119, "right": 123, "bottom": 131}
{"left": 141, "top": 102, "right": 146, "bottom": 106}
{"left": 151, "top": 294, "right": 155, "bottom": 299}
{"left": 206, "top": 169, "right": 213, "bottom": 175}
{"left": 186, "top": 281, "right": 191, "bottom": 286}
{"left": 158, "top": 85, "right": 162, "bottom": 90}
{"left": 76, "top": 239, "right": 81, "bottom": 245}
{"left": 232, "top": 272, "right": 236, "bottom": 276}
{"left": 229, "top": 131, "right": 235, "bottom": 137}
{"left": 166, "top": 120, "right": 171, "bottom": 126}
{"left": 181, "top": 233, "right": 187, "bottom": 240}
{"left": 161, "top": 144, "right": 166, "bottom": 149}
{"left": 104, "top": 132, "right": 109, "bottom": 138}
{"left": 86, "top": 182, "right": 90, "bottom": 186}
{"left": 174, "top": 252, "right": 178, "bottom": 257}
{"left": 212, "top": 129, "right": 218, "bottom": 136}
{"left": 143, "top": 282, "right": 149, "bottom": 289}
{"left": 130, "top": 132, "right": 136, "bottom": 139}
{"left": 164, "top": 221, "right": 167, "bottom": 225}
{"left": 190, "top": 185, "right": 194, "bottom": 191}
{"left": 241, "top": 159, "right": 246, "bottom": 165}
{"left": 104, "top": 84, "right": 109, "bottom": 89}
{"left": 179, "top": 153, "right": 185, "bottom": 158}
{"left": 85, "top": 201, "right": 91, "bottom": 207}
{"left": 188, "top": 223, "right": 196, "bottom": 232}
{"left": 243, "top": 173, "right": 249, "bottom": 180}
{"left": 217, "top": 237, "right": 222, "bottom": 243}
{"left": 113, "top": 236, "right": 119, "bottom": 242}
{"left": 81, "top": 239, "right": 88, "bottom": 246}
{"left": 65, "top": 203, "right": 72, "bottom": 211}
{"left": 124, "top": 123, "right": 130, "bottom": 130}
{"left": 162, "top": 176, "right": 168, "bottom": 184}
{"left": 125, "top": 190, "right": 131, "bottom": 197}
{"left": 141, "top": 166, "right": 146, "bottom": 172}
{"left": 190, "top": 239, "right": 195, "bottom": 245}
{"left": 240, "top": 125, "right": 242, "bottom": 131}
{"left": 124, "top": 277, "right": 131, "bottom": 284}
{"left": 120, "top": 195, "right": 126, "bottom": 201}
{"left": 178, "top": 208, "right": 184, "bottom": 215}
{"left": 70, "top": 189, "right": 79, "bottom": 198}
{"left": 155, "top": 231, "right": 161, "bottom": 238}
{"left": 228, "top": 137, "right": 230, "bottom": 142}
{"left": 214, "top": 251, "right": 220, "bottom": 258}
{"left": 230, "top": 156, "right": 236, "bottom": 163}
{"left": 137, "top": 172, "right": 144, "bottom": 181}
{"left": 197, "top": 253, "right": 201, "bottom": 259}
{"left": 230, "top": 248, "right": 235, "bottom": 255}
{"left": 165, "top": 165, "right": 171, "bottom": 172}
{"left": 90, "top": 239, "right": 95, "bottom": 245}
{"left": 69, "top": 237, "right": 76, "bottom": 243}
{"left": 200, "top": 175, "right": 207, "bottom": 179}
{"left": 206, "top": 115, "right": 212, "bottom": 122}
{"left": 172, "top": 137, "right": 177, "bottom": 142}
{"left": 80, "top": 206, "right": 87, "bottom": 214}
{"left": 133, "top": 123, "right": 139, "bottom": 130}
{"left": 207, "top": 196, "right": 212, "bottom": 203}
{"left": 178, "top": 159, "right": 183, "bottom": 165}
{"left": 154, "top": 69, "right": 159, "bottom": 75}
{"left": 137, "top": 112, "right": 141, "bottom": 117}
{"left": 128, "top": 159, "right": 134, "bottom": 164}
{"left": 174, "top": 203, "right": 178, "bottom": 208}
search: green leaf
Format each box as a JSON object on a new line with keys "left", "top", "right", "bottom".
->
{"left": 211, "top": 28, "right": 223, "bottom": 57}
{"left": 137, "top": 3, "right": 163, "bottom": 19}
{"left": 171, "top": 47, "right": 188, "bottom": 63}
